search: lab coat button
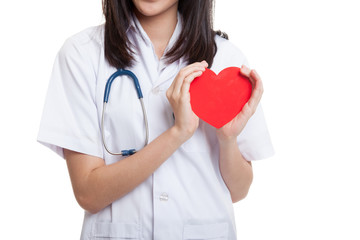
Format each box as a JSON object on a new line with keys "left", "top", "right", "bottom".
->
{"left": 159, "top": 192, "right": 169, "bottom": 201}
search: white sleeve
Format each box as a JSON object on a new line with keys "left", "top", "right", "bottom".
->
{"left": 37, "top": 37, "right": 103, "bottom": 159}
{"left": 226, "top": 43, "right": 275, "bottom": 161}
{"left": 237, "top": 104, "right": 275, "bottom": 161}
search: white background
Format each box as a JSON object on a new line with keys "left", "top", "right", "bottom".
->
{"left": 1, "top": 0, "right": 359, "bottom": 239}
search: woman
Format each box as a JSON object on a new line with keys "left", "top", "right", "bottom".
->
{"left": 38, "top": 0, "right": 274, "bottom": 239}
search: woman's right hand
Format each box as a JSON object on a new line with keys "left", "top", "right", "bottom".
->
{"left": 166, "top": 60, "right": 208, "bottom": 141}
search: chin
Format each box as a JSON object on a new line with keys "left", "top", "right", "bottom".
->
{"left": 132, "top": 0, "right": 178, "bottom": 17}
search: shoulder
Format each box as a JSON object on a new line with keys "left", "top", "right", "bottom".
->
{"left": 56, "top": 25, "right": 105, "bottom": 72}
{"left": 59, "top": 25, "right": 104, "bottom": 59}
{"left": 212, "top": 35, "right": 249, "bottom": 72}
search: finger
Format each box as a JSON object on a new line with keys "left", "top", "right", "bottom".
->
{"left": 180, "top": 70, "right": 204, "bottom": 96}
{"left": 247, "top": 71, "right": 264, "bottom": 110}
{"left": 234, "top": 102, "right": 251, "bottom": 124}
{"left": 181, "top": 61, "right": 207, "bottom": 74}
{"left": 169, "top": 61, "right": 207, "bottom": 97}
{"left": 240, "top": 65, "right": 251, "bottom": 78}
{"left": 200, "top": 60, "right": 208, "bottom": 68}
{"left": 248, "top": 69, "right": 260, "bottom": 87}
{"left": 173, "top": 67, "right": 205, "bottom": 95}
{"left": 250, "top": 69, "right": 261, "bottom": 81}
{"left": 172, "top": 64, "right": 206, "bottom": 95}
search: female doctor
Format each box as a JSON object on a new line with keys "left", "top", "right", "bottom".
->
{"left": 38, "top": 0, "right": 274, "bottom": 239}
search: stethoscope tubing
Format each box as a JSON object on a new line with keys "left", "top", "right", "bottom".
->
{"left": 104, "top": 69, "right": 143, "bottom": 102}
{"left": 101, "top": 69, "right": 149, "bottom": 156}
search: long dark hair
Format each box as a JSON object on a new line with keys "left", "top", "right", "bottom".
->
{"left": 102, "top": 0, "right": 227, "bottom": 69}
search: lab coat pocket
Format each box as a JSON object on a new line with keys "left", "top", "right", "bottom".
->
{"left": 91, "top": 222, "right": 139, "bottom": 239}
{"left": 183, "top": 222, "right": 229, "bottom": 240}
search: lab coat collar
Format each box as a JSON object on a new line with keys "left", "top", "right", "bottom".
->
{"left": 129, "top": 12, "right": 182, "bottom": 56}
{"left": 128, "top": 12, "right": 184, "bottom": 88}
{"left": 163, "top": 12, "right": 182, "bottom": 56}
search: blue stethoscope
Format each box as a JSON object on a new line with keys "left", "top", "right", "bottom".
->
{"left": 101, "top": 69, "right": 149, "bottom": 156}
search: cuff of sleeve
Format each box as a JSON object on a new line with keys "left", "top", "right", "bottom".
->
{"left": 37, "top": 132, "right": 103, "bottom": 160}
{"left": 241, "top": 145, "right": 275, "bottom": 161}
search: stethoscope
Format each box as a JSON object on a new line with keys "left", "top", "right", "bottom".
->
{"left": 101, "top": 69, "right": 149, "bottom": 156}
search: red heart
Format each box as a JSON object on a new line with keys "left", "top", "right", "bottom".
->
{"left": 190, "top": 67, "right": 252, "bottom": 128}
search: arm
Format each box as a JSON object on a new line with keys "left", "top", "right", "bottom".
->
{"left": 218, "top": 138, "right": 253, "bottom": 203}
{"left": 65, "top": 61, "right": 208, "bottom": 214}
{"left": 217, "top": 66, "right": 263, "bottom": 203}
{"left": 65, "top": 127, "right": 186, "bottom": 214}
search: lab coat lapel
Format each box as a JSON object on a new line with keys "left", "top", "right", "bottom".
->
{"left": 153, "top": 59, "right": 184, "bottom": 89}
{"left": 152, "top": 14, "right": 184, "bottom": 88}
{"left": 129, "top": 14, "right": 159, "bottom": 86}
{"left": 135, "top": 38, "right": 159, "bottom": 86}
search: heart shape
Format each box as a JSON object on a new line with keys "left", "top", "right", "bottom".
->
{"left": 189, "top": 67, "right": 252, "bottom": 128}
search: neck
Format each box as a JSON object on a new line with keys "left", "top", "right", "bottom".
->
{"left": 134, "top": 5, "right": 178, "bottom": 59}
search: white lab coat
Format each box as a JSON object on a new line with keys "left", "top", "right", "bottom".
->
{"left": 38, "top": 13, "right": 274, "bottom": 240}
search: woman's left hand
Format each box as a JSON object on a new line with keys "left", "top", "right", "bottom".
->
{"left": 216, "top": 65, "right": 264, "bottom": 143}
